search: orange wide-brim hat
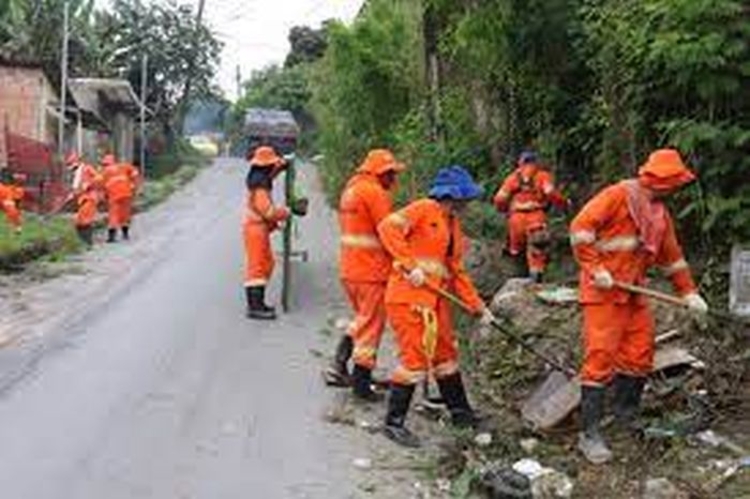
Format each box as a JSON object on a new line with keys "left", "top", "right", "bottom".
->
{"left": 356, "top": 149, "right": 406, "bottom": 176}
{"left": 248, "top": 146, "right": 282, "bottom": 168}
{"left": 638, "top": 148, "right": 696, "bottom": 192}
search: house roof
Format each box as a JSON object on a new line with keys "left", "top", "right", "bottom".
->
{"left": 68, "top": 78, "right": 149, "bottom": 121}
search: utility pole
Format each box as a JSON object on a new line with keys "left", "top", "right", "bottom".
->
{"left": 140, "top": 54, "right": 148, "bottom": 178}
{"left": 58, "top": 0, "right": 70, "bottom": 159}
{"left": 236, "top": 65, "right": 242, "bottom": 101}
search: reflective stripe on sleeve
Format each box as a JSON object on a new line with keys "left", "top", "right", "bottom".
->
{"left": 595, "top": 235, "right": 639, "bottom": 252}
{"left": 340, "top": 233, "right": 382, "bottom": 249}
{"left": 569, "top": 230, "right": 596, "bottom": 246}
{"left": 661, "top": 258, "right": 689, "bottom": 276}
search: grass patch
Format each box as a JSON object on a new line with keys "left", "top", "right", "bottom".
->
{"left": 135, "top": 164, "right": 201, "bottom": 212}
{"left": 0, "top": 215, "right": 82, "bottom": 270}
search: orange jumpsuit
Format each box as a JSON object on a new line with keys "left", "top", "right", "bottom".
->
{"left": 378, "top": 199, "right": 484, "bottom": 385}
{"left": 73, "top": 163, "right": 101, "bottom": 228}
{"left": 494, "top": 164, "right": 566, "bottom": 274}
{"left": 570, "top": 180, "right": 696, "bottom": 385}
{"left": 103, "top": 162, "right": 139, "bottom": 229}
{"left": 244, "top": 186, "right": 290, "bottom": 287}
{"left": 0, "top": 182, "right": 24, "bottom": 229}
{"left": 339, "top": 173, "right": 394, "bottom": 369}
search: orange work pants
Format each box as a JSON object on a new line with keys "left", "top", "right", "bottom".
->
{"left": 342, "top": 280, "right": 387, "bottom": 370}
{"left": 507, "top": 210, "right": 547, "bottom": 274}
{"left": 581, "top": 299, "right": 655, "bottom": 385}
{"left": 2, "top": 199, "right": 21, "bottom": 228}
{"left": 244, "top": 222, "right": 274, "bottom": 287}
{"left": 386, "top": 299, "right": 459, "bottom": 385}
{"left": 108, "top": 197, "right": 133, "bottom": 229}
{"left": 75, "top": 194, "right": 98, "bottom": 228}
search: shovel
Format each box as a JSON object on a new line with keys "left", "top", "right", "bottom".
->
{"left": 417, "top": 278, "right": 581, "bottom": 429}
{"left": 614, "top": 281, "right": 748, "bottom": 326}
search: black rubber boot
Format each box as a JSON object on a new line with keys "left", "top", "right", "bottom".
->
{"left": 107, "top": 228, "right": 117, "bottom": 243}
{"left": 529, "top": 271, "right": 544, "bottom": 284}
{"left": 613, "top": 374, "right": 646, "bottom": 429}
{"left": 351, "top": 364, "right": 384, "bottom": 402}
{"left": 258, "top": 286, "right": 276, "bottom": 315}
{"left": 437, "top": 372, "right": 479, "bottom": 428}
{"left": 121, "top": 225, "right": 130, "bottom": 240}
{"left": 578, "top": 385, "right": 613, "bottom": 464}
{"left": 324, "top": 335, "right": 353, "bottom": 387}
{"left": 77, "top": 226, "right": 93, "bottom": 247}
{"left": 245, "top": 286, "right": 275, "bottom": 320}
{"left": 383, "top": 383, "right": 421, "bottom": 448}
{"left": 512, "top": 253, "right": 528, "bottom": 278}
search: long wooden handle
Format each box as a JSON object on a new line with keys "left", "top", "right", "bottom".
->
{"left": 614, "top": 281, "right": 687, "bottom": 308}
{"left": 616, "top": 281, "right": 749, "bottom": 326}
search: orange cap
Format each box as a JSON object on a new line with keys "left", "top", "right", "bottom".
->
{"left": 356, "top": 149, "right": 405, "bottom": 176}
{"left": 101, "top": 154, "right": 116, "bottom": 166}
{"left": 638, "top": 149, "right": 696, "bottom": 191}
{"left": 249, "top": 146, "right": 282, "bottom": 168}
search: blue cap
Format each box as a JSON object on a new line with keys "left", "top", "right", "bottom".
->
{"left": 519, "top": 151, "right": 538, "bottom": 164}
{"left": 428, "top": 165, "right": 483, "bottom": 200}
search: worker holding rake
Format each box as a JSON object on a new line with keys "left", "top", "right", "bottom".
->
{"left": 569, "top": 148, "right": 708, "bottom": 464}
{"left": 377, "top": 165, "right": 494, "bottom": 448}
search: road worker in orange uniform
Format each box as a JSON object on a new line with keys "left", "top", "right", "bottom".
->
{"left": 377, "top": 166, "right": 495, "bottom": 447}
{"left": 324, "top": 149, "right": 406, "bottom": 400}
{"left": 244, "top": 146, "right": 304, "bottom": 320}
{"left": 0, "top": 174, "right": 25, "bottom": 233}
{"left": 101, "top": 154, "right": 140, "bottom": 243}
{"left": 494, "top": 151, "right": 568, "bottom": 282}
{"left": 67, "top": 153, "right": 102, "bottom": 246}
{"left": 569, "top": 149, "right": 708, "bottom": 464}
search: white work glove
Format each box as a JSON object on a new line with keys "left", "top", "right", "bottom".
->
{"left": 407, "top": 267, "right": 426, "bottom": 287}
{"left": 479, "top": 307, "right": 496, "bottom": 327}
{"left": 592, "top": 268, "right": 614, "bottom": 290}
{"left": 683, "top": 293, "right": 709, "bottom": 314}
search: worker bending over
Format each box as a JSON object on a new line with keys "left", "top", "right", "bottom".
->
{"left": 569, "top": 148, "right": 708, "bottom": 464}
{"left": 0, "top": 173, "right": 25, "bottom": 233}
{"left": 67, "top": 153, "right": 101, "bottom": 246}
{"left": 377, "top": 165, "right": 493, "bottom": 448}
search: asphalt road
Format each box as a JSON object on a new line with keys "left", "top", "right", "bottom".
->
{"left": 0, "top": 159, "right": 412, "bottom": 499}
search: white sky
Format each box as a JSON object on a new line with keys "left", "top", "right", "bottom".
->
{"left": 205, "top": 0, "right": 364, "bottom": 100}
{"left": 95, "top": 0, "right": 364, "bottom": 100}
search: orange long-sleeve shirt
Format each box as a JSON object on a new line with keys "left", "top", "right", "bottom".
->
{"left": 245, "top": 187, "right": 289, "bottom": 229}
{"left": 570, "top": 180, "right": 696, "bottom": 304}
{"left": 493, "top": 164, "right": 566, "bottom": 212}
{"left": 377, "top": 198, "right": 483, "bottom": 313}
{"left": 339, "top": 173, "right": 394, "bottom": 283}
{"left": 103, "top": 163, "right": 139, "bottom": 201}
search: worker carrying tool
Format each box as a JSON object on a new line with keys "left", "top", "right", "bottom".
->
{"left": 0, "top": 172, "right": 25, "bottom": 233}
{"left": 67, "top": 153, "right": 102, "bottom": 246}
{"left": 101, "top": 154, "right": 140, "bottom": 243}
{"left": 324, "top": 149, "right": 406, "bottom": 401}
{"left": 244, "top": 145, "right": 306, "bottom": 320}
{"left": 493, "top": 151, "right": 569, "bottom": 282}
{"left": 569, "top": 148, "right": 708, "bottom": 465}
{"left": 377, "top": 165, "right": 495, "bottom": 448}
